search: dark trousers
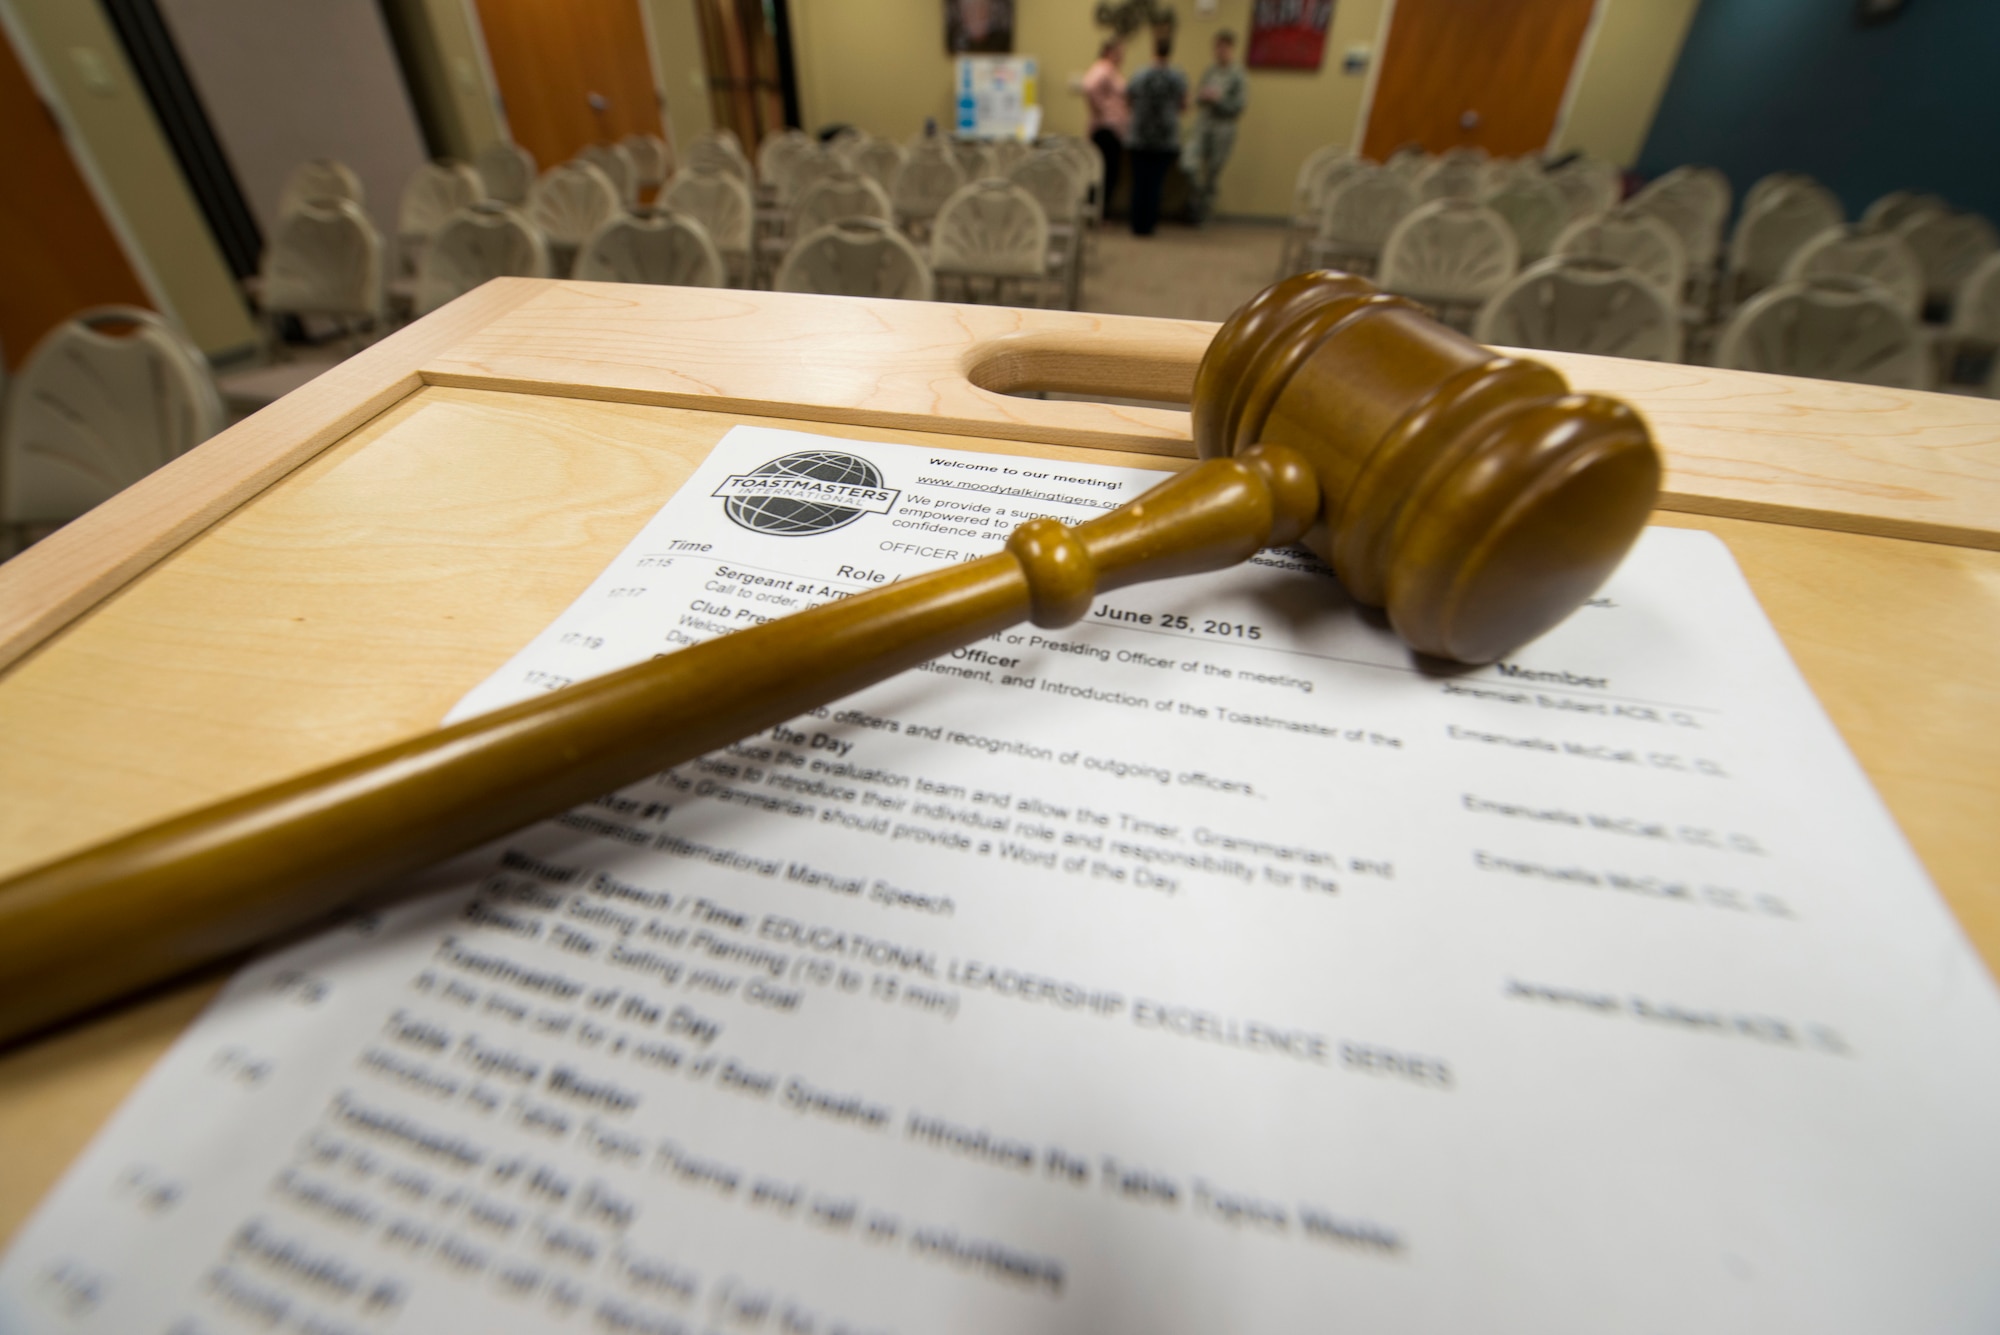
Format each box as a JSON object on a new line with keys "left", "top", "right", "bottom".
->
{"left": 1128, "top": 148, "right": 1175, "bottom": 236}
{"left": 1090, "top": 127, "right": 1124, "bottom": 218}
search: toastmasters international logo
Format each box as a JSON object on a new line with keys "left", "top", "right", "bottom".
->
{"left": 714, "top": 450, "right": 900, "bottom": 536}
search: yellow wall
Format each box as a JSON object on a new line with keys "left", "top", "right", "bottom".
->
{"left": 789, "top": 0, "right": 1695, "bottom": 218}
{"left": 1552, "top": 0, "right": 1702, "bottom": 166}
{"left": 381, "top": 0, "right": 508, "bottom": 162}
{"left": 1, "top": 0, "right": 257, "bottom": 356}
{"left": 643, "top": 0, "right": 713, "bottom": 147}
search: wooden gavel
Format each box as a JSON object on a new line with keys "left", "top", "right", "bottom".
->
{"left": 0, "top": 273, "right": 1660, "bottom": 1044}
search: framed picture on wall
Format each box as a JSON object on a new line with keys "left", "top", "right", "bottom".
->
{"left": 946, "top": 0, "right": 1014, "bottom": 53}
{"left": 1248, "top": 0, "right": 1335, "bottom": 70}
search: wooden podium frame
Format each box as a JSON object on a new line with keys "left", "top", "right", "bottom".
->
{"left": 2, "top": 279, "right": 1997, "bottom": 1238}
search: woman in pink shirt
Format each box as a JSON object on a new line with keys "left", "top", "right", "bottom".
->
{"left": 1082, "top": 38, "right": 1128, "bottom": 217}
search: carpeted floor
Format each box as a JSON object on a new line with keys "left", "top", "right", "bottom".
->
{"left": 1077, "top": 219, "right": 1290, "bottom": 324}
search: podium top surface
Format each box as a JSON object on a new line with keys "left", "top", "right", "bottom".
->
{"left": 1, "top": 280, "right": 1997, "bottom": 1242}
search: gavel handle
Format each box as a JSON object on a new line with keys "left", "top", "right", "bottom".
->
{"left": 0, "top": 445, "right": 1320, "bottom": 1046}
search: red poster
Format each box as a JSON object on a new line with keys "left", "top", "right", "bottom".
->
{"left": 1248, "top": 0, "right": 1334, "bottom": 70}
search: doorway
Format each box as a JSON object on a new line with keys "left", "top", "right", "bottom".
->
{"left": 693, "top": 0, "right": 797, "bottom": 150}
{"left": 471, "top": 0, "right": 667, "bottom": 171}
{"left": 1361, "top": 0, "right": 1599, "bottom": 159}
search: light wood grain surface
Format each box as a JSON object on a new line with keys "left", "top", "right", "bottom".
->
{"left": 2, "top": 285, "right": 1997, "bottom": 1253}
{"left": 3, "top": 385, "right": 1997, "bottom": 1248}
{"left": 6, "top": 281, "right": 2000, "bottom": 678}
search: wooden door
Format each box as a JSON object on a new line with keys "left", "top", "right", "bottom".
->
{"left": 470, "top": 0, "right": 663, "bottom": 171}
{"left": 0, "top": 27, "right": 150, "bottom": 372}
{"left": 1362, "top": 0, "right": 1598, "bottom": 159}
{"left": 693, "top": 0, "right": 789, "bottom": 150}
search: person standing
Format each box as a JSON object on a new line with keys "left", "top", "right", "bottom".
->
{"left": 1081, "top": 38, "right": 1129, "bottom": 218}
{"left": 1186, "top": 30, "right": 1248, "bottom": 224}
{"left": 1124, "top": 35, "right": 1187, "bottom": 237}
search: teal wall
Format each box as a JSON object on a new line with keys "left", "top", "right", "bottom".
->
{"left": 1637, "top": 0, "right": 2000, "bottom": 224}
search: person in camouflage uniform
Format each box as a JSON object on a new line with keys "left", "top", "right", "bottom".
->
{"left": 1184, "top": 30, "right": 1248, "bottom": 224}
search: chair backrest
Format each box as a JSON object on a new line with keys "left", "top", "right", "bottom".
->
{"left": 687, "top": 132, "right": 753, "bottom": 187}
{"left": 663, "top": 168, "right": 753, "bottom": 256}
{"left": 1726, "top": 180, "right": 1845, "bottom": 301}
{"left": 1008, "top": 150, "right": 1086, "bottom": 226}
{"left": 1546, "top": 158, "right": 1620, "bottom": 221}
{"left": 277, "top": 158, "right": 364, "bottom": 217}
{"left": 622, "top": 133, "right": 673, "bottom": 189}
{"left": 758, "top": 129, "right": 817, "bottom": 199}
{"left": 1473, "top": 256, "right": 1681, "bottom": 362}
{"left": 1416, "top": 155, "right": 1485, "bottom": 203}
{"left": 930, "top": 179, "right": 1048, "bottom": 277}
{"left": 952, "top": 139, "right": 998, "bottom": 184}
{"left": 527, "top": 162, "right": 623, "bottom": 248}
{"left": 1672, "top": 165, "right": 1733, "bottom": 228}
{"left": 1861, "top": 190, "right": 1947, "bottom": 235}
{"left": 891, "top": 154, "right": 966, "bottom": 224}
{"left": 474, "top": 141, "right": 536, "bottom": 206}
{"left": 1296, "top": 152, "right": 1367, "bottom": 221}
{"left": 578, "top": 143, "right": 639, "bottom": 207}
{"left": 1629, "top": 176, "right": 1721, "bottom": 275}
{"left": 415, "top": 203, "right": 549, "bottom": 315}
{"left": 991, "top": 138, "right": 1030, "bottom": 175}
{"left": 1, "top": 307, "right": 224, "bottom": 524}
{"left": 1949, "top": 250, "right": 2000, "bottom": 341}
{"left": 1896, "top": 209, "right": 2000, "bottom": 308}
{"left": 261, "top": 198, "right": 384, "bottom": 318}
{"left": 1482, "top": 174, "right": 1567, "bottom": 264}
{"left": 1741, "top": 171, "right": 1819, "bottom": 223}
{"left": 398, "top": 161, "right": 485, "bottom": 243}
{"left": 1316, "top": 166, "right": 1418, "bottom": 257}
{"left": 1384, "top": 147, "right": 1429, "bottom": 182}
{"left": 782, "top": 146, "right": 841, "bottom": 206}
{"left": 1292, "top": 145, "right": 1349, "bottom": 211}
{"left": 791, "top": 170, "right": 893, "bottom": 237}
{"left": 574, "top": 209, "right": 724, "bottom": 288}
{"left": 1715, "top": 276, "right": 1930, "bottom": 388}
{"left": 775, "top": 218, "right": 934, "bottom": 301}
{"left": 1379, "top": 199, "right": 1520, "bottom": 304}
{"left": 1782, "top": 224, "right": 1924, "bottom": 317}
{"left": 1552, "top": 207, "right": 1687, "bottom": 301}
{"left": 851, "top": 138, "right": 908, "bottom": 192}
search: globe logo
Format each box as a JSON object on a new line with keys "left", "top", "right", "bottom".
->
{"left": 714, "top": 450, "right": 899, "bottom": 536}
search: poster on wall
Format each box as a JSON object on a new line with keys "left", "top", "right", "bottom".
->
{"left": 945, "top": 0, "right": 1014, "bottom": 53}
{"left": 955, "top": 56, "right": 1040, "bottom": 139}
{"left": 1248, "top": 0, "right": 1335, "bottom": 69}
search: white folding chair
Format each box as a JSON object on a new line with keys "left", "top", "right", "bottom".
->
{"left": 2, "top": 308, "right": 224, "bottom": 538}
{"left": 1380, "top": 199, "right": 1520, "bottom": 331}
{"left": 396, "top": 161, "right": 485, "bottom": 278}
{"left": 1861, "top": 190, "right": 1947, "bottom": 235}
{"left": 1725, "top": 181, "right": 1844, "bottom": 309}
{"left": 574, "top": 210, "right": 724, "bottom": 288}
{"left": 277, "top": 158, "right": 364, "bottom": 218}
{"left": 1553, "top": 208, "right": 1687, "bottom": 302}
{"left": 1715, "top": 276, "right": 1930, "bottom": 389}
{"left": 929, "top": 179, "right": 1050, "bottom": 306}
{"left": 1474, "top": 256, "right": 1681, "bottom": 363}
{"left": 1547, "top": 157, "right": 1620, "bottom": 222}
{"left": 1783, "top": 225, "right": 1924, "bottom": 318}
{"left": 622, "top": 134, "right": 673, "bottom": 191}
{"left": 474, "top": 141, "right": 536, "bottom": 206}
{"left": 891, "top": 153, "right": 966, "bottom": 242}
{"left": 1896, "top": 209, "right": 2000, "bottom": 318}
{"left": 664, "top": 169, "right": 754, "bottom": 286}
{"left": 1308, "top": 167, "right": 1417, "bottom": 279}
{"left": 414, "top": 203, "right": 550, "bottom": 315}
{"left": 1483, "top": 174, "right": 1568, "bottom": 264}
{"left": 776, "top": 218, "right": 935, "bottom": 302}
{"left": 528, "top": 162, "right": 624, "bottom": 277}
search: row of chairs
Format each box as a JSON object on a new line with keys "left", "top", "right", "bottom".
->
{"left": 1282, "top": 144, "right": 2000, "bottom": 392}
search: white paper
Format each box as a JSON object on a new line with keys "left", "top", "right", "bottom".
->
{"left": 6, "top": 425, "right": 1999, "bottom": 1334}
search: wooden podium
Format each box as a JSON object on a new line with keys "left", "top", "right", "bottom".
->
{"left": 2, "top": 280, "right": 1997, "bottom": 1239}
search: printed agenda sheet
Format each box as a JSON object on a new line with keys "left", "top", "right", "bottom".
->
{"left": 5, "top": 426, "right": 1998, "bottom": 1334}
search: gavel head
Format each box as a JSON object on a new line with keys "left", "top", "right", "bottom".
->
{"left": 1192, "top": 271, "right": 1661, "bottom": 665}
